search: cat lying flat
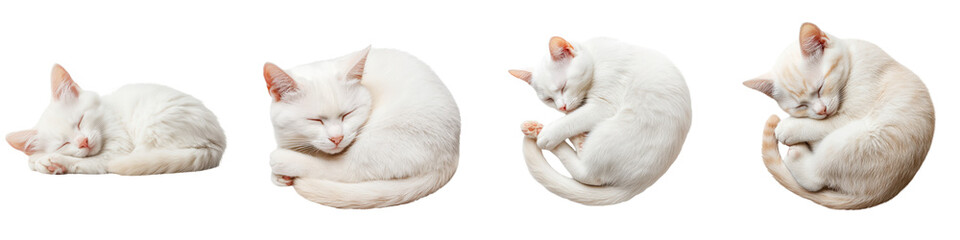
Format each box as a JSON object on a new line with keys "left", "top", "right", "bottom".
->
{"left": 6, "top": 64, "right": 226, "bottom": 175}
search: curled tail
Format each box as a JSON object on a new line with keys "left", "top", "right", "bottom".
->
{"left": 107, "top": 147, "right": 222, "bottom": 175}
{"left": 292, "top": 171, "right": 452, "bottom": 209}
{"left": 761, "top": 115, "right": 873, "bottom": 210}
{"left": 520, "top": 121, "right": 633, "bottom": 206}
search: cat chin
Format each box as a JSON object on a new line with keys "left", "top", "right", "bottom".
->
{"left": 312, "top": 143, "right": 347, "bottom": 155}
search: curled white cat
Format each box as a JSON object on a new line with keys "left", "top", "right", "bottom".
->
{"left": 744, "top": 23, "right": 935, "bottom": 209}
{"left": 6, "top": 64, "right": 226, "bottom": 175}
{"left": 264, "top": 47, "right": 460, "bottom": 209}
{"left": 509, "top": 37, "right": 692, "bottom": 205}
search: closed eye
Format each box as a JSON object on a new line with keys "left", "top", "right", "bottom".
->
{"left": 58, "top": 142, "right": 69, "bottom": 150}
{"left": 544, "top": 97, "right": 553, "bottom": 102}
{"left": 796, "top": 104, "right": 808, "bottom": 110}
{"left": 77, "top": 114, "right": 85, "bottom": 129}
{"left": 341, "top": 109, "right": 356, "bottom": 121}
{"left": 307, "top": 118, "right": 324, "bottom": 124}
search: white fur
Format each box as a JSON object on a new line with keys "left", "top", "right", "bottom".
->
{"left": 746, "top": 23, "right": 935, "bottom": 209}
{"left": 266, "top": 48, "right": 460, "bottom": 209}
{"left": 513, "top": 37, "right": 692, "bottom": 205}
{"left": 7, "top": 66, "right": 226, "bottom": 175}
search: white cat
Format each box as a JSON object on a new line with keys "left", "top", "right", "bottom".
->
{"left": 264, "top": 47, "right": 460, "bottom": 209}
{"left": 6, "top": 64, "right": 226, "bottom": 175}
{"left": 744, "top": 23, "right": 935, "bottom": 209}
{"left": 509, "top": 37, "right": 692, "bottom": 205}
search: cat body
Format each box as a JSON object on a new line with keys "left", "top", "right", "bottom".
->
{"left": 511, "top": 37, "right": 691, "bottom": 205}
{"left": 745, "top": 23, "right": 934, "bottom": 209}
{"left": 6, "top": 65, "right": 226, "bottom": 175}
{"left": 265, "top": 47, "right": 460, "bottom": 209}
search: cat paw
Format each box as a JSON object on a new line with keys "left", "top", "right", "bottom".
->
{"left": 520, "top": 121, "right": 543, "bottom": 139}
{"left": 35, "top": 155, "right": 67, "bottom": 175}
{"left": 786, "top": 145, "right": 812, "bottom": 162}
{"left": 570, "top": 132, "right": 588, "bottom": 152}
{"left": 536, "top": 125, "right": 565, "bottom": 150}
{"left": 272, "top": 173, "right": 295, "bottom": 186}
{"left": 774, "top": 119, "right": 802, "bottom": 146}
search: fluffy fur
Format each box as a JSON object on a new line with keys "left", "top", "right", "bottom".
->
{"left": 510, "top": 37, "right": 692, "bottom": 205}
{"left": 745, "top": 23, "right": 935, "bottom": 209}
{"left": 265, "top": 47, "right": 460, "bottom": 209}
{"left": 6, "top": 64, "right": 226, "bottom": 175}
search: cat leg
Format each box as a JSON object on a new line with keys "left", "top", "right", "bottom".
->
{"left": 32, "top": 153, "right": 109, "bottom": 174}
{"left": 569, "top": 132, "right": 589, "bottom": 152}
{"left": 538, "top": 103, "right": 615, "bottom": 149}
{"left": 270, "top": 149, "right": 317, "bottom": 186}
{"left": 783, "top": 144, "right": 825, "bottom": 192}
{"left": 549, "top": 142, "right": 602, "bottom": 186}
{"left": 776, "top": 117, "right": 841, "bottom": 146}
{"left": 523, "top": 121, "right": 600, "bottom": 185}
{"left": 269, "top": 148, "right": 351, "bottom": 186}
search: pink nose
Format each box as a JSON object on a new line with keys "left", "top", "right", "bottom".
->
{"left": 329, "top": 136, "right": 343, "bottom": 145}
{"left": 559, "top": 105, "right": 567, "bottom": 112}
{"left": 78, "top": 138, "right": 89, "bottom": 149}
{"left": 817, "top": 107, "right": 828, "bottom": 115}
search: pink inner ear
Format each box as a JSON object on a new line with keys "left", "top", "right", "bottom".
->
{"left": 6, "top": 130, "right": 38, "bottom": 155}
{"left": 799, "top": 23, "right": 828, "bottom": 57}
{"left": 347, "top": 46, "right": 371, "bottom": 81}
{"left": 743, "top": 79, "right": 775, "bottom": 98}
{"left": 263, "top": 63, "right": 298, "bottom": 102}
{"left": 51, "top": 64, "right": 79, "bottom": 100}
{"left": 549, "top": 36, "right": 575, "bottom": 61}
{"left": 508, "top": 70, "right": 532, "bottom": 84}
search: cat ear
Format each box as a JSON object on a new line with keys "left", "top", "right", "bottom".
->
{"left": 346, "top": 46, "right": 372, "bottom": 82}
{"left": 508, "top": 70, "right": 532, "bottom": 84}
{"left": 799, "top": 22, "right": 830, "bottom": 58}
{"left": 51, "top": 64, "right": 80, "bottom": 101}
{"left": 263, "top": 62, "right": 299, "bottom": 102}
{"left": 6, "top": 130, "right": 38, "bottom": 155}
{"left": 549, "top": 36, "right": 575, "bottom": 61}
{"left": 743, "top": 76, "right": 775, "bottom": 98}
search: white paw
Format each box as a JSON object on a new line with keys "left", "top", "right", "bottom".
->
{"left": 536, "top": 127, "right": 564, "bottom": 150}
{"left": 271, "top": 173, "right": 295, "bottom": 187}
{"left": 786, "top": 145, "right": 811, "bottom": 163}
{"left": 520, "top": 121, "right": 543, "bottom": 138}
{"left": 35, "top": 155, "right": 67, "bottom": 175}
{"left": 570, "top": 132, "right": 588, "bottom": 152}
{"left": 775, "top": 119, "right": 802, "bottom": 146}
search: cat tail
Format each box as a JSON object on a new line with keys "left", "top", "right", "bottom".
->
{"left": 521, "top": 136, "right": 633, "bottom": 206}
{"left": 292, "top": 171, "right": 450, "bottom": 209}
{"left": 761, "top": 115, "right": 872, "bottom": 210}
{"left": 107, "top": 147, "right": 223, "bottom": 175}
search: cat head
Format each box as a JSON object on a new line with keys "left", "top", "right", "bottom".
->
{"left": 744, "top": 22, "right": 850, "bottom": 119}
{"left": 510, "top": 36, "right": 594, "bottom": 113}
{"left": 264, "top": 47, "right": 373, "bottom": 155}
{"left": 6, "top": 64, "right": 105, "bottom": 157}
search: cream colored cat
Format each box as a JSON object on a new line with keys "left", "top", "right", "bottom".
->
{"left": 744, "top": 23, "right": 934, "bottom": 209}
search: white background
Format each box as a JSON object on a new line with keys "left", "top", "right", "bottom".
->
{"left": 1, "top": 0, "right": 956, "bottom": 239}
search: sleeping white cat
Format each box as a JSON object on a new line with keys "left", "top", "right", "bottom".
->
{"left": 264, "top": 47, "right": 460, "bottom": 209}
{"left": 744, "top": 23, "right": 935, "bottom": 209}
{"left": 510, "top": 37, "right": 691, "bottom": 205}
{"left": 6, "top": 64, "right": 226, "bottom": 175}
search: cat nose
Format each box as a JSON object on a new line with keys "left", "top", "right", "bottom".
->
{"left": 559, "top": 105, "right": 567, "bottom": 112}
{"left": 329, "top": 136, "right": 343, "bottom": 145}
{"left": 817, "top": 107, "right": 828, "bottom": 115}
{"left": 78, "top": 138, "right": 89, "bottom": 149}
